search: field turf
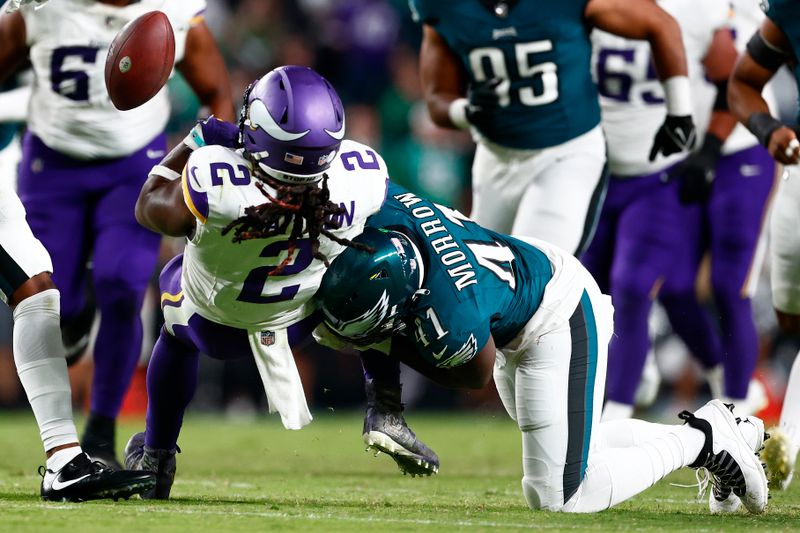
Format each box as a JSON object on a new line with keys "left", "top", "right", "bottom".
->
{"left": 1, "top": 411, "right": 799, "bottom": 532}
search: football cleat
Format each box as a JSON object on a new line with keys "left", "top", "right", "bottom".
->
{"left": 679, "top": 400, "right": 768, "bottom": 514}
{"left": 124, "top": 432, "right": 178, "bottom": 499}
{"left": 708, "top": 415, "right": 767, "bottom": 513}
{"left": 362, "top": 378, "right": 439, "bottom": 477}
{"left": 761, "top": 426, "right": 797, "bottom": 491}
{"left": 40, "top": 451, "right": 155, "bottom": 502}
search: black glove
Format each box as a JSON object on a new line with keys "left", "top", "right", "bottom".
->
{"left": 466, "top": 77, "right": 506, "bottom": 128}
{"left": 672, "top": 134, "right": 723, "bottom": 205}
{"left": 648, "top": 115, "right": 697, "bottom": 161}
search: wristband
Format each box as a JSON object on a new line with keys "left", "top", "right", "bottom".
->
{"left": 150, "top": 164, "right": 181, "bottom": 181}
{"left": 182, "top": 125, "right": 205, "bottom": 151}
{"left": 746, "top": 112, "right": 784, "bottom": 148}
{"left": 663, "top": 76, "right": 692, "bottom": 116}
{"left": 447, "top": 98, "right": 471, "bottom": 130}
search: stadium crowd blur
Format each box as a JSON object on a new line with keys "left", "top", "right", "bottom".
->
{"left": 0, "top": 0, "right": 798, "bottom": 423}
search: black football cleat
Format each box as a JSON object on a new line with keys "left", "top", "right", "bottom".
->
{"left": 40, "top": 452, "right": 155, "bottom": 502}
{"left": 124, "top": 432, "right": 177, "bottom": 500}
{"left": 362, "top": 378, "right": 439, "bottom": 477}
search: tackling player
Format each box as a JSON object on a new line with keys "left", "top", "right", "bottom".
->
{"left": 0, "top": 0, "right": 235, "bottom": 468}
{"left": 124, "top": 66, "right": 438, "bottom": 499}
{"left": 728, "top": 0, "right": 800, "bottom": 491}
{"left": 0, "top": 179, "right": 155, "bottom": 500}
{"left": 410, "top": 0, "right": 696, "bottom": 255}
{"left": 313, "top": 184, "right": 769, "bottom": 514}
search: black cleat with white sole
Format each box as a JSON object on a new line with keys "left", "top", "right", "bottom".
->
{"left": 40, "top": 452, "right": 155, "bottom": 502}
{"left": 363, "top": 378, "right": 439, "bottom": 477}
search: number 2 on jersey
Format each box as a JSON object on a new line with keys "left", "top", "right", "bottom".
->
{"left": 468, "top": 40, "right": 558, "bottom": 107}
{"left": 237, "top": 239, "right": 313, "bottom": 304}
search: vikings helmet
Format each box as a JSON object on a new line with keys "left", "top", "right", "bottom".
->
{"left": 316, "top": 228, "right": 423, "bottom": 345}
{"left": 240, "top": 65, "right": 345, "bottom": 184}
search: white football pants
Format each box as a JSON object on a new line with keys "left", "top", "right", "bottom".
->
{"left": 470, "top": 125, "right": 607, "bottom": 256}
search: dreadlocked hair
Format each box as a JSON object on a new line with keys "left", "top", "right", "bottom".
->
{"left": 221, "top": 170, "right": 375, "bottom": 275}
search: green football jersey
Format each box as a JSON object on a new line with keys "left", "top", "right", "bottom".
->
{"left": 409, "top": 0, "right": 600, "bottom": 149}
{"left": 367, "top": 183, "right": 553, "bottom": 368}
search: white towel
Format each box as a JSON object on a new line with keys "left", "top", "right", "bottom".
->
{"left": 248, "top": 328, "right": 312, "bottom": 430}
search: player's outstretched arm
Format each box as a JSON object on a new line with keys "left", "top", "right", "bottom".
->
{"left": 388, "top": 334, "right": 496, "bottom": 390}
{"left": 730, "top": 18, "right": 798, "bottom": 164}
{"left": 176, "top": 19, "right": 235, "bottom": 122}
{"left": 0, "top": 11, "right": 27, "bottom": 84}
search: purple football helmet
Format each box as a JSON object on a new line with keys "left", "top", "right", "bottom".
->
{"left": 240, "top": 66, "right": 345, "bottom": 184}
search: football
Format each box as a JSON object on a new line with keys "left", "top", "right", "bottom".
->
{"left": 104, "top": 11, "right": 175, "bottom": 111}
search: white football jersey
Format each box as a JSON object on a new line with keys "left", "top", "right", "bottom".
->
{"left": 591, "top": 0, "right": 729, "bottom": 176}
{"left": 179, "top": 140, "right": 389, "bottom": 330}
{"left": 692, "top": 0, "right": 778, "bottom": 154}
{"left": 20, "top": 0, "right": 205, "bottom": 159}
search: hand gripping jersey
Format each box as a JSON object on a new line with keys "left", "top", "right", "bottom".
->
{"left": 180, "top": 139, "right": 388, "bottom": 330}
{"left": 20, "top": 0, "right": 205, "bottom": 159}
{"left": 763, "top": 0, "right": 800, "bottom": 123}
{"left": 368, "top": 183, "right": 553, "bottom": 368}
{"left": 410, "top": 0, "right": 600, "bottom": 150}
{"left": 591, "top": 0, "right": 729, "bottom": 176}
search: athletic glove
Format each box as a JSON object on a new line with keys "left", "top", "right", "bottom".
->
{"left": 183, "top": 116, "right": 239, "bottom": 151}
{"left": 466, "top": 77, "right": 508, "bottom": 128}
{"left": 648, "top": 115, "right": 697, "bottom": 162}
{"left": 672, "top": 134, "right": 723, "bottom": 205}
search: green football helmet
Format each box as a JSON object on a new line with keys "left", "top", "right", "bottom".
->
{"left": 316, "top": 227, "right": 422, "bottom": 345}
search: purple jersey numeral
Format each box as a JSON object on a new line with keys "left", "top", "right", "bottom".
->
{"left": 50, "top": 46, "right": 99, "bottom": 102}
{"left": 596, "top": 47, "right": 664, "bottom": 105}
{"left": 210, "top": 162, "right": 251, "bottom": 186}
{"left": 237, "top": 239, "right": 313, "bottom": 304}
{"left": 340, "top": 150, "right": 380, "bottom": 171}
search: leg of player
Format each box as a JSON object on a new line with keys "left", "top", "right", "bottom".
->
{"left": 469, "top": 142, "right": 524, "bottom": 236}
{"left": 360, "top": 350, "right": 439, "bottom": 476}
{"left": 509, "top": 126, "right": 607, "bottom": 256}
{"left": 762, "top": 164, "right": 800, "bottom": 490}
{"left": 0, "top": 187, "right": 154, "bottom": 500}
{"left": 495, "top": 273, "right": 768, "bottom": 513}
{"left": 83, "top": 138, "right": 163, "bottom": 469}
{"left": 600, "top": 171, "right": 685, "bottom": 420}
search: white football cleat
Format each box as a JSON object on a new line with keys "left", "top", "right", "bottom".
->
{"left": 679, "top": 400, "right": 768, "bottom": 514}
{"left": 761, "top": 426, "right": 798, "bottom": 491}
{"left": 708, "top": 415, "right": 766, "bottom": 513}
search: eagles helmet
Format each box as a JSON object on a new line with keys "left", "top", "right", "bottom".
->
{"left": 240, "top": 65, "right": 345, "bottom": 184}
{"left": 316, "top": 227, "right": 423, "bottom": 345}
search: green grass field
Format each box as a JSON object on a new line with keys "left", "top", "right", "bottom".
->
{"left": 1, "top": 412, "right": 799, "bottom": 532}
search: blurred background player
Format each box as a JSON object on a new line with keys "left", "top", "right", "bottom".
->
{"left": 125, "top": 66, "right": 437, "bottom": 499}
{"left": 0, "top": 168, "right": 155, "bottom": 500}
{"left": 582, "top": 0, "right": 741, "bottom": 421}
{"left": 729, "top": 0, "right": 800, "bottom": 490}
{"left": 0, "top": 0, "right": 235, "bottom": 468}
{"left": 657, "top": 0, "right": 778, "bottom": 416}
{"left": 409, "top": 0, "right": 696, "bottom": 255}
{"left": 314, "top": 185, "right": 769, "bottom": 514}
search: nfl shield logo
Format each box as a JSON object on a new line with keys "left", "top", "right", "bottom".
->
{"left": 260, "top": 330, "right": 275, "bottom": 346}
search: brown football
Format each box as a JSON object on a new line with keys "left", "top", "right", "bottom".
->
{"left": 104, "top": 11, "right": 175, "bottom": 111}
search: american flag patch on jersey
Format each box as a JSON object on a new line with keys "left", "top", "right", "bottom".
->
{"left": 284, "top": 152, "right": 304, "bottom": 165}
{"left": 260, "top": 331, "right": 276, "bottom": 346}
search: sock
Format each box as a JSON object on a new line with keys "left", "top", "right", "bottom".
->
{"left": 360, "top": 349, "right": 400, "bottom": 388}
{"left": 706, "top": 365, "right": 724, "bottom": 400}
{"left": 46, "top": 446, "right": 82, "bottom": 472}
{"left": 601, "top": 400, "right": 633, "bottom": 421}
{"left": 90, "top": 282, "right": 145, "bottom": 419}
{"left": 82, "top": 411, "right": 116, "bottom": 451}
{"left": 780, "top": 350, "right": 800, "bottom": 451}
{"left": 13, "top": 289, "right": 80, "bottom": 453}
{"left": 595, "top": 418, "right": 679, "bottom": 449}
{"left": 144, "top": 330, "right": 199, "bottom": 450}
{"left": 560, "top": 423, "right": 705, "bottom": 512}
